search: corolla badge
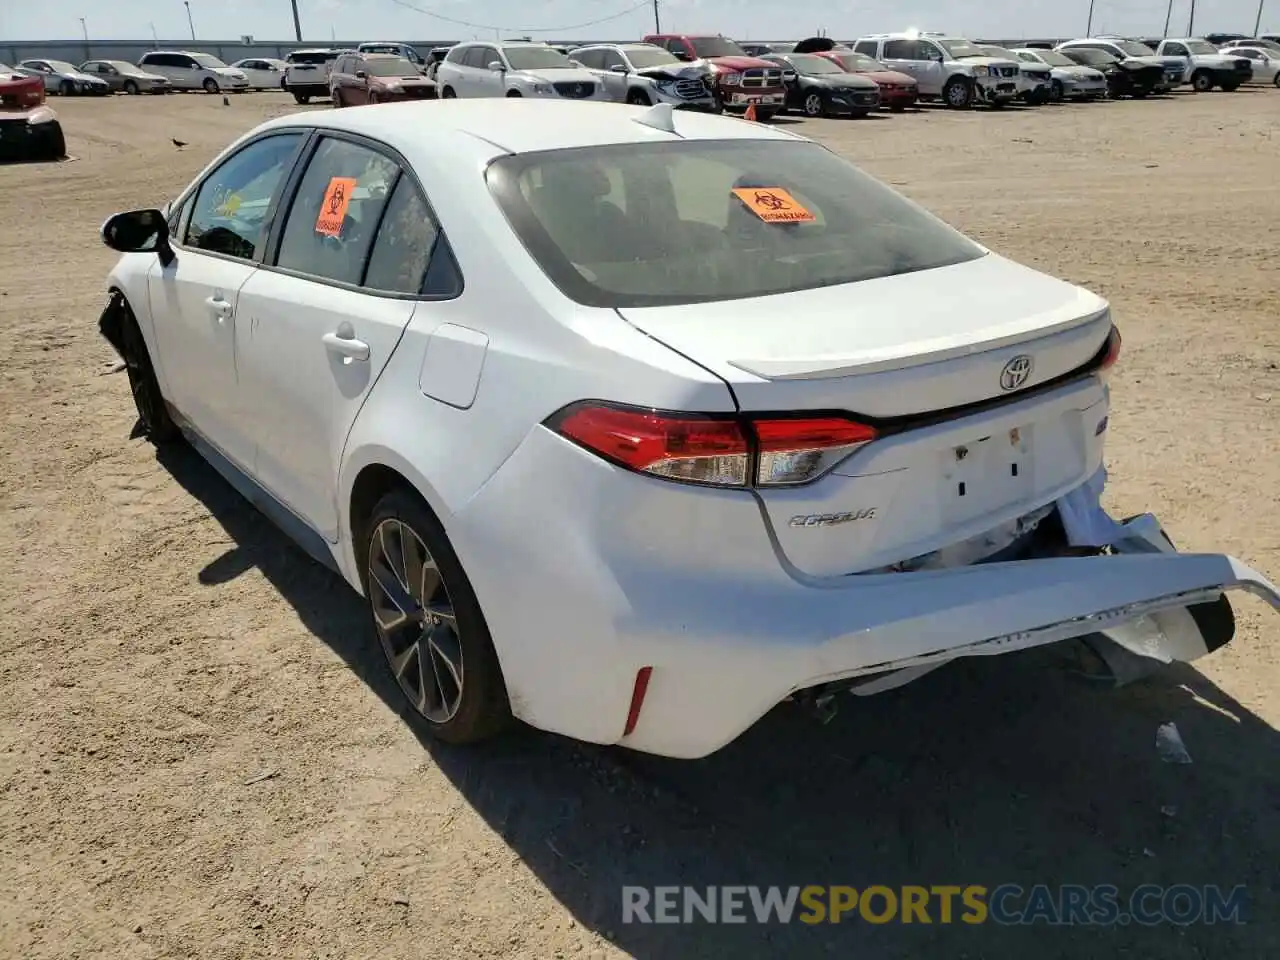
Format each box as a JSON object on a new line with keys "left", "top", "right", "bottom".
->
{"left": 999, "top": 354, "right": 1034, "bottom": 392}
{"left": 789, "top": 508, "right": 876, "bottom": 528}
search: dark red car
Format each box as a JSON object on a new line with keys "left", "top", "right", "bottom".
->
{"left": 793, "top": 38, "right": 918, "bottom": 111}
{"left": 0, "top": 65, "right": 64, "bottom": 162}
{"left": 330, "top": 52, "right": 437, "bottom": 106}
{"left": 643, "top": 34, "right": 787, "bottom": 119}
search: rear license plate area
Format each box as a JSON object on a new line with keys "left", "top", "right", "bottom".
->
{"left": 939, "top": 427, "right": 1035, "bottom": 526}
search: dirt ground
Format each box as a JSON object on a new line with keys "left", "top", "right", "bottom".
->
{"left": 1, "top": 89, "right": 1277, "bottom": 960}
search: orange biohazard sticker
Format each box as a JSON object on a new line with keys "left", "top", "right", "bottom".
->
{"left": 731, "top": 186, "right": 815, "bottom": 224}
{"left": 315, "top": 176, "right": 358, "bottom": 237}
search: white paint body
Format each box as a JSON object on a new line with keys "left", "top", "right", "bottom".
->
{"left": 103, "top": 100, "right": 1280, "bottom": 758}
{"left": 136, "top": 51, "right": 249, "bottom": 91}
{"left": 230, "top": 58, "right": 288, "bottom": 90}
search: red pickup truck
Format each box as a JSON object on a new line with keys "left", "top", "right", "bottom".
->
{"left": 643, "top": 34, "right": 787, "bottom": 119}
{"left": 0, "top": 65, "right": 64, "bottom": 162}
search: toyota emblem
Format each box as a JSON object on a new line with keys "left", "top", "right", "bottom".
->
{"left": 1000, "top": 355, "right": 1034, "bottom": 392}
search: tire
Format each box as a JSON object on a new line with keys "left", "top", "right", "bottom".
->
{"left": 1274, "top": 72, "right": 1280, "bottom": 88}
{"left": 118, "top": 304, "right": 180, "bottom": 444}
{"left": 1132, "top": 88, "right": 1149, "bottom": 98}
{"left": 293, "top": 92, "right": 310, "bottom": 104}
{"left": 1219, "top": 79, "right": 1240, "bottom": 92}
{"left": 943, "top": 76, "right": 972, "bottom": 108}
{"left": 36, "top": 122, "right": 65, "bottom": 161}
{"left": 505, "top": 89, "right": 522, "bottom": 97}
{"left": 280, "top": 76, "right": 287, "bottom": 91}
{"left": 123, "top": 79, "right": 139, "bottom": 95}
{"left": 889, "top": 102, "right": 906, "bottom": 112}
{"left": 625, "top": 88, "right": 651, "bottom": 106}
{"left": 367, "top": 91, "right": 379, "bottom": 105}
{"left": 441, "top": 85, "right": 456, "bottom": 98}
{"left": 754, "top": 108, "right": 776, "bottom": 121}
{"left": 1191, "top": 70, "right": 1213, "bottom": 92}
{"left": 1051, "top": 80, "right": 1064, "bottom": 101}
{"left": 802, "top": 91, "right": 825, "bottom": 117}
{"left": 361, "top": 487, "right": 513, "bottom": 744}
{"left": 59, "top": 79, "right": 75, "bottom": 96}
{"left": 202, "top": 77, "right": 219, "bottom": 94}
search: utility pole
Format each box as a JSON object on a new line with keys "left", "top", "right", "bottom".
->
{"left": 1163, "top": 0, "right": 1173, "bottom": 36}
{"left": 1187, "top": 0, "right": 1196, "bottom": 36}
{"left": 184, "top": 1, "right": 196, "bottom": 40}
{"left": 79, "top": 17, "right": 88, "bottom": 40}
{"left": 290, "top": 0, "right": 303, "bottom": 41}
{"left": 1086, "top": 0, "right": 1096, "bottom": 36}
{"left": 1256, "top": 0, "right": 1266, "bottom": 35}
{"left": 652, "top": 0, "right": 661, "bottom": 33}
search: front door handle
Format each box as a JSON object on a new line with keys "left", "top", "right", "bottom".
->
{"left": 205, "top": 295, "right": 232, "bottom": 321}
{"left": 323, "top": 329, "right": 370, "bottom": 362}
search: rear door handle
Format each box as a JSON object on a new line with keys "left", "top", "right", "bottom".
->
{"left": 323, "top": 330, "right": 370, "bottom": 362}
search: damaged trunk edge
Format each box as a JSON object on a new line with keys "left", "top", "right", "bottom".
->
{"left": 787, "top": 476, "right": 1280, "bottom": 706}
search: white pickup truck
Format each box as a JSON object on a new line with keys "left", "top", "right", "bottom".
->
{"left": 1145, "top": 38, "right": 1253, "bottom": 90}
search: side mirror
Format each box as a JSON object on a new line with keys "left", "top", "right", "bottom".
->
{"left": 101, "top": 209, "right": 175, "bottom": 267}
{"left": 488, "top": 61, "right": 505, "bottom": 72}
{"left": 608, "top": 64, "right": 628, "bottom": 73}
{"left": 355, "top": 70, "right": 367, "bottom": 79}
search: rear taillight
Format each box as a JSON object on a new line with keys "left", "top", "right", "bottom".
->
{"left": 1098, "top": 326, "right": 1122, "bottom": 380}
{"left": 549, "top": 402, "right": 876, "bottom": 489}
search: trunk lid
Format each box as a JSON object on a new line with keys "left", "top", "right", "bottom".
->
{"left": 618, "top": 254, "right": 1115, "bottom": 577}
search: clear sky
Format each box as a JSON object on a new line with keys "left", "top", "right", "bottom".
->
{"left": 2, "top": 0, "right": 1273, "bottom": 42}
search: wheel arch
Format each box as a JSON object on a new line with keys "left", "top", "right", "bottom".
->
{"left": 339, "top": 446, "right": 454, "bottom": 595}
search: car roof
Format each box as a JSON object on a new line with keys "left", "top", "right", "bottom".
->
{"left": 257, "top": 98, "right": 803, "bottom": 156}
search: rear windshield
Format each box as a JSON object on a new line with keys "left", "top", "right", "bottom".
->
{"left": 289, "top": 51, "right": 335, "bottom": 64}
{"left": 486, "top": 140, "right": 985, "bottom": 308}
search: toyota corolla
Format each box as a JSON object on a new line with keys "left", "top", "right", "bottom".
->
{"left": 96, "top": 100, "right": 1278, "bottom": 759}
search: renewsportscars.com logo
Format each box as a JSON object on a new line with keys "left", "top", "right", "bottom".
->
{"left": 622, "top": 884, "right": 1247, "bottom": 926}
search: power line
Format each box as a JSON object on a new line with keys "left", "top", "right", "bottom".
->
{"left": 382, "top": 0, "right": 652, "bottom": 34}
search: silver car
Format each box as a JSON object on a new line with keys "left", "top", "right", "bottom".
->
{"left": 1012, "top": 48, "right": 1109, "bottom": 100}
{"left": 78, "top": 60, "right": 170, "bottom": 94}
{"left": 569, "top": 43, "right": 718, "bottom": 109}
{"left": 18, "top": 59, "right": 111, "bottom": 96}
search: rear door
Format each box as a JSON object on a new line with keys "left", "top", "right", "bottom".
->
{"left": 233, "top": 134, "right": 454, "bottom": 539}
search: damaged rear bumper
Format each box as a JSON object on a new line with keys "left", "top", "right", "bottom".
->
{"left": 457, "top": 419, "right": 1279, "bottom": 759}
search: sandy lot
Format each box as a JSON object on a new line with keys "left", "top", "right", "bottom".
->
{"left": 1, "top": 89, "right": 1277, "bottom": 959}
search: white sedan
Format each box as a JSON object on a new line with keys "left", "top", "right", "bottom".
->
{"left": 96, "top": 100, "right": 1279, "bottom": 759}
{"left": 230, "top": 57, "right": 289, "bottom": 91}
{"left": 1220, "top": 46, "right": 1280, "bottom": 85}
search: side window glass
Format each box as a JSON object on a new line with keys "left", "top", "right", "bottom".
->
{"left": 1166, "top": 43, "right": 1187, "bottom": 56}
{"left": 600, "top": 51, "right": 624, "bottom": 70}
{"left": 854, "top": 41, "right": 878, "bottom": 56}
{"left": 276, "top": 137, "right": 400, "bottom": 286}
{"left": 882, "top": 40, "right": 914, "bottom": 59}
{"left": 364, "top": 176, "right": 443, "bottom": 294}
{"left": 185, "top": 133, "right": 304, "bottom": 260}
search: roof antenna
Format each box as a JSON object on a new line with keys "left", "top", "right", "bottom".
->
{"left": 632, "top": 102, "right": 680, "bottom": 135}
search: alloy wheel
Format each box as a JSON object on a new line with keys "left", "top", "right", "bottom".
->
{"left": 804, "top": 92, "right": 823, "bottom": 116}
{"left": 368, "top": 517, "right": 464, "bottom": 723}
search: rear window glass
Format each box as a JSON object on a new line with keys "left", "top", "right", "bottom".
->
{"left": 486, "top": 140, "right": 985, "bottom": 308}
{"left": 289, "top": 51, "right": 335, "bottom": 64}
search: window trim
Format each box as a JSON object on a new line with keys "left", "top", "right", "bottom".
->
{"left": 175, "top": 129, "right": 313, "bottom": 267}
{"left": 259, "top": 128, "right": 464, "bottom": 301}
